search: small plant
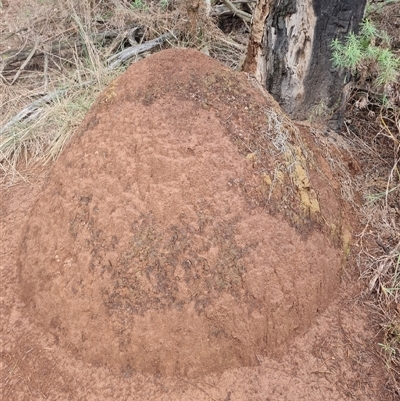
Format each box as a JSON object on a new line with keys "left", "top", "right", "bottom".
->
{"left": 130, "top": 0, "right": 149, "bottom": 10}
{"left": 159, "top": 0, "right": 169, "bottom": 9}
{"left": 331, "top": 19, "right": 400, "bottom": 89}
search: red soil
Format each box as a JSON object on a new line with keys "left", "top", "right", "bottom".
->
{"left": 1, "top": 49, "right": 391, "bottom": 400}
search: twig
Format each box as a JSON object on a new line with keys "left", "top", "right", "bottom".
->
{"left": 43, "top": 53, "right": 49, "bottom": 91}
{"left": 0, "top": 27, "right": 29, "bottom": 43}
{"left": 220, "top": 0, "right": 252, "bottom": 23}
{"left": 11, "top": 40, "right": 39, "bottom": 85}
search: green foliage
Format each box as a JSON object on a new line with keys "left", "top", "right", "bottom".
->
{"left": 159, "top": 0, "right": 169, "bottom": 9}
{"left": 331, "top": 19, "right": 400, "bottom": 88}
{"left": 130, "top": 0, "right": 148, "bottom": 10}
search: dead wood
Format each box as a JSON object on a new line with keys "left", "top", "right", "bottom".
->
{"left": 219, "top": 0, "right": 252, "bottom": 23}
{"left": 106, "top": 33, "right": 172, "bottom": 70}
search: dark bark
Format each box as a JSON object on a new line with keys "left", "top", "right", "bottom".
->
{"left": 243, "top": 0, "right": 367, "bottom": 130}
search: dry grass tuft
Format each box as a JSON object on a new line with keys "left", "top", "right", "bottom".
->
{"left": 347, "top": 100, "right": 400, "bottom": 392}
{"left": 1, "top": 0, "right": 120, "bottom": 183}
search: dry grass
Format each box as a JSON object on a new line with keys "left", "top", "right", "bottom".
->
{"left": 0, "top": 0, "right": 246, "bottom": 184}
{"left": 1, "top": 0, "right": 120, "bottom": 182}
{"left": 346, "top": 101, "right": 400, "bottom": 393}
{"left": 340, "top": 3, "right": 400, "bottom": 390}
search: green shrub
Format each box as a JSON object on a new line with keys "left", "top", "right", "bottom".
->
{"left": 130, "top": 0, "right": 148, "bottom": 10}
{"left": 331, "top": 19, "right": 400, "bottom": 89}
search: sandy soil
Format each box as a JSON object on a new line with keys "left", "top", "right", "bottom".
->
{"left": 1, "top": 49, "right": 392, "bottom": 400}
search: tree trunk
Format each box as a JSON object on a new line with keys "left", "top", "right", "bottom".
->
{"left": 243, "top": 0, "right": 367, "bottom": 130}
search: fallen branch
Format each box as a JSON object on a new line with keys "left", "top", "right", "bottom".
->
{"left": 211, "top": 4, "right": 233, "bottom": 18}
{"left": 220, "top": 0, "right": 252, "bottom": 23}
{"left": 212, "top": 0, "right": 255, "bottom": 18}
{"left": 106, "top": 33, "right": 173, "bottom": 70}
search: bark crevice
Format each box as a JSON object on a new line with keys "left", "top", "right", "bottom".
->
{"left": 243, "top": 0, "right": 367, "bottom": 130}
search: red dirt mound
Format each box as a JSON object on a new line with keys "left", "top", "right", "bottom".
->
{"left": 18, "top": 49, "right": 351, "bottom": 378}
